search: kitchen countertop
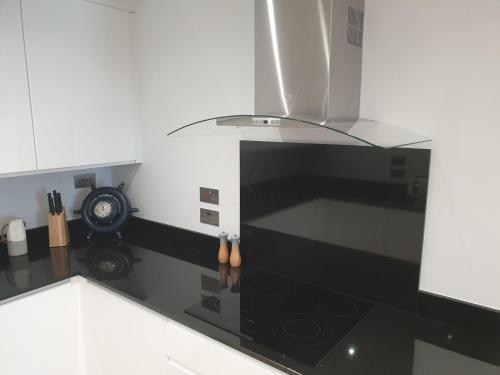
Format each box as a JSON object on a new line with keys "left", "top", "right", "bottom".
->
{"left": 0, "top": 233, "right": 499, "bottom": 375}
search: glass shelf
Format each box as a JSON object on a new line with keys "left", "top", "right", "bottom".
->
{"left": 167, "top": 114, "right": 431, "bottom": 149}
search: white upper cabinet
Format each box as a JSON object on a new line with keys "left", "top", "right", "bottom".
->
{"left": 21, "top": 0, "right": 137, "bottom": 170}
{"left": 0, "top": 0, "right": 37, "bottom": 175}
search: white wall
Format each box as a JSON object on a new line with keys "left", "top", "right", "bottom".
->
{"left": 0, "top": 167, "right": 112, "bottom": 229}
{"left": 121, "top": 0, "right": 254, "bottom": 237}
{"left": 360, "top": 0, "right": 500, "bottom": 310}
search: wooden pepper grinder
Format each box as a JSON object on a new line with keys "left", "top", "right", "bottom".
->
{"left": 218, "top": 232, "right": 229, "bottom": 263}
{"left": 229, "top": 234, "right": 241, "bottom": 268}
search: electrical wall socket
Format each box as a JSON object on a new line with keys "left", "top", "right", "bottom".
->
{"left": 200, "top": 187, "right": 219, "bottom": 205}
{"left": 74, "top": 173, "right": 96, "bottom": 189}
{"left": 200, "top": 208, "right": 219, "bottom": 226}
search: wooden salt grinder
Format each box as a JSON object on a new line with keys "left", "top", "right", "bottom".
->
{"left": 218, "top": 232, "right": 229, "bottom": 263}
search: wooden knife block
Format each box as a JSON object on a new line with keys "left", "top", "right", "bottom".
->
{"left": 48, "top": 208, "right": 70, "bottom": 247}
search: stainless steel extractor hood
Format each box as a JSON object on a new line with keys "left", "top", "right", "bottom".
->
{"left": 168, "top": 0, "right": 431, "bottom": 148}
{"left": 255, "top": 0, "right": 363, "bottom": 120}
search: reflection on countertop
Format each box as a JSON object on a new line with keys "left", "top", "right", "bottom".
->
{"left": 0, "top": 238, "right": 498, "bottom": 375}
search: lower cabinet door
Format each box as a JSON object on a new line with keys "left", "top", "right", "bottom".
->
{"left": 80, "top": 280, "right": 168, "bottom": 375}
{"left": 165, "top": 321, "right": 285, "bottom": 375}
{"left": 0, "top": 282, "right": 84, "bottom": 375}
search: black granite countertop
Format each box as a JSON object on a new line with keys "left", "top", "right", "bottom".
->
{"left": 0, "top": 223, "right": 499, "bottom": 375}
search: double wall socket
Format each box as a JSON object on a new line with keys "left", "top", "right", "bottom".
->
{"left": 74, "top": 173, "right": 96, "bottom": 189}
{"left": 200, "top": 208, "right": 219, "bottom": 226}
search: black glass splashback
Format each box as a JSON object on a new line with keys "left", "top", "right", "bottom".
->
{"left": 240, "top": 141, "right": 431, "bottom": 312}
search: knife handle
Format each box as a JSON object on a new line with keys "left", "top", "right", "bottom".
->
{"left": 48, "top": 193, "right": 55, "bottom": 215}
{"left": 55, "top": 192, "right": 63, "bottom": 214}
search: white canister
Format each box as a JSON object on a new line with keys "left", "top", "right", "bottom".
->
{"left": 2, "top": 219, "right": 28, "bottom": 256}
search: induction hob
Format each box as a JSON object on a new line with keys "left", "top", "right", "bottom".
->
{"left": 185, "top": 269, "right": 373, "bottom": 368}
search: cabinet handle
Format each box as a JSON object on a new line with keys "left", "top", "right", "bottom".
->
{"left": 168, "top": 359, "right": 200, "bottom": 375}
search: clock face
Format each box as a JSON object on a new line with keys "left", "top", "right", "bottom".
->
{"left": 93, "top": 200, "right": 113, "bottom": 219}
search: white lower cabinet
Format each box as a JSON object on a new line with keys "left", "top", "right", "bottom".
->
{"left": 80, "top": 279, "right": 169, "bottom": 375}
{"left": 0, "top": 281, "right": 85, "bottom": 375}
{"left": 81, "top": 280, "right": 284, "bottom": 375}
{"left": 165, "top": 320, "right": 284, "bottom": 375}
{"left": 0, "top": 278, "right": 285, "bottom": 375}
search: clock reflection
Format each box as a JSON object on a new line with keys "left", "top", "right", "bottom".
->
{"left": 79, "top": 241, "right": 148, "bottom": 301}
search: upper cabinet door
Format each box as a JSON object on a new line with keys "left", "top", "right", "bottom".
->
{"left": 0, "top": 0, "right": 37, "bottom": 175}
{"left": 22, "top": 0, "right": 137, "bottom": 170}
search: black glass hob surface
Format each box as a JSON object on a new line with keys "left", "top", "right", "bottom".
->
{"left": 186, "top": 269, "right": 373, "bottom": 367}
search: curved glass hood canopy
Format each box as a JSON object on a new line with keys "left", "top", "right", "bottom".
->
{"left": 167, "top": 0, "right": 431, "bottom": 149}
{"left": 167, "top": 115, "right": 431, "bottom": 149}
